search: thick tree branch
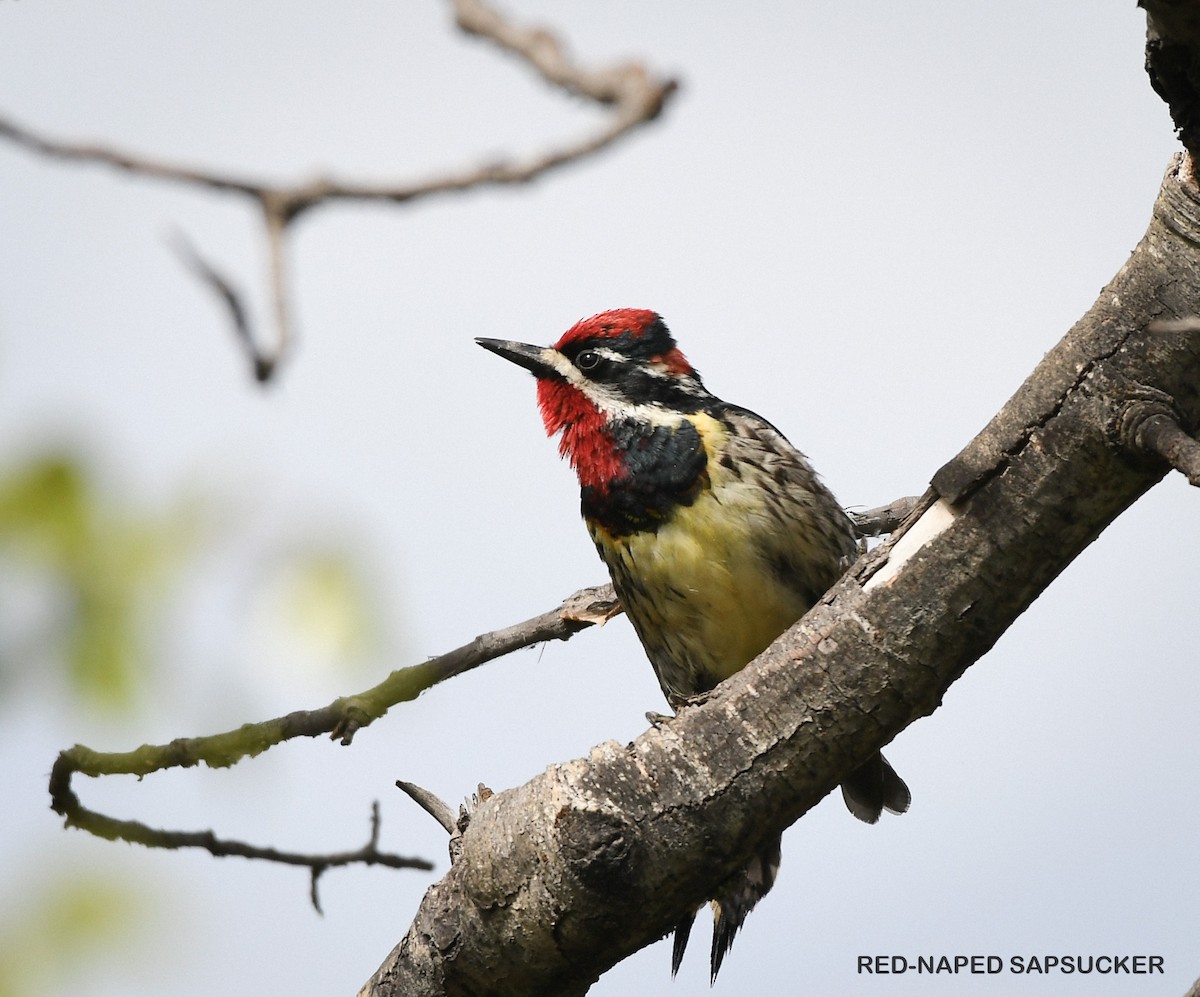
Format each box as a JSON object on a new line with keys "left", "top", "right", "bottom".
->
{"left": 0, "top": 0, "right": 677, "bottom": 381}
{"left": 359, "top": 159, "right": 1200, "bottom": 997}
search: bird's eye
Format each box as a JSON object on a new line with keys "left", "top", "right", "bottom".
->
{"left": 576, "top": 350, "right": 602, "bottom": 371}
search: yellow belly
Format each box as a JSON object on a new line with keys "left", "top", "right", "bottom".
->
{"left": 611, "top": 492, "right": 807, "bottom": 683}
{"left": 587, "top": 410, "right": 849, "bottom": 702}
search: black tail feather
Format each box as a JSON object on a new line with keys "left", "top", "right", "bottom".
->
{"left": 671, "top": 753, "right": 910, "bottom": 979}
{"left": 708, "top": 835, "right": 782, "bottom": 982}
{"left": 840, "top": 751, "right": 910, "bottom": 824}
{"left": 671, "top": 908, "right": 698, "bottom": 977}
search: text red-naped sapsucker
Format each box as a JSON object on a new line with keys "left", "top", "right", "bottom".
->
{"left": 478, "top": 309, "right": 910, "bottom": 981}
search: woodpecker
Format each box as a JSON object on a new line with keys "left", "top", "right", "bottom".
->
{"left": 478, "top": 309, "right": 910, "bottom": 981}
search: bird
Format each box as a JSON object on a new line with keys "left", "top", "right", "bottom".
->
{"left": 477, "top": 308, "right": 910, "bottom": 981}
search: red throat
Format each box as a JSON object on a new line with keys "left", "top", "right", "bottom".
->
{"left": 536, "top": 379, "right": 624, "bottom": 491}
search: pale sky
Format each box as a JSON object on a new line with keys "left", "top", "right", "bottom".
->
{"left": 1, "top": 3, "right": 1196, "bottom": 996}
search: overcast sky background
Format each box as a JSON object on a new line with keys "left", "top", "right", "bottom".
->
{"left": 1, "top": 3, "right": 1197, "bottom": 995}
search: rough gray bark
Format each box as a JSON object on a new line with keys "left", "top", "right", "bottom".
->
{"left": 357, "top": 158, "right": 1200, "bottom": 997}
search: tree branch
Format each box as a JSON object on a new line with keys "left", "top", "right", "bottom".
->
{"left": 47, "top": 584, "right": 619, "bottom": 879}
{"left": 358, "top": 158, "right": 1200, "bottom": 996}
{"left": 40, "top": 483, "right": 922, "bottom": 883}
{"left": 0, "top": 0, "right": 677, "bottom": 382}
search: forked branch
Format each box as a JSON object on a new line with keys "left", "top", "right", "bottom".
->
{"left": 0, "top": 0, "right": 677, "bottom": 381}
{"left": 47, "top": 584, "right": 619, "bottom": 884}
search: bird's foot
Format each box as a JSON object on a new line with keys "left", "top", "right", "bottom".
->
{"left": 673, "top": 689, "right": 715, "bottom": 710}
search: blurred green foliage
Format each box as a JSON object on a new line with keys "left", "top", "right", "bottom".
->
{"left": 0, "top": 454, "right": 189, "bottom": 710}
{"left": 0, "top": 448, "right": 389, "bottom": 995}
{"left": 251, "top": 545, "right": 382, "bottom": 677}
{"left": 0, "top": 872, "right": 147, "bottom": 997}
{"left": 0, "top": 452, "right": 386, "bottom": 708}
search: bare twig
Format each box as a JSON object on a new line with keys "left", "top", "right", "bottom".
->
{"left": 308, "top": 802, "right": 400, "bottom": 913}
{"left": 1134, "top": 412, "right": 1200, "bottom": 485}
{"left": 0, "top": 1, "right": 677, "bottom": 382}
{"left": 1101, "top": 324, "right": 1200, "bottom": 486}
{"left": 395, "top": 781, "right": 495, "bottom": 867}
{"left": 169, "top": 230, "right": 275, "bottom": 382}
{"left": 46, "top": 780, "right": 429, "bottom": 915}
{"left": 396, "top": 781, "right": 457, "bottom": 836}
{"left": 850, "top": 496, "right": 922, "bottom": 537}
{"left": 0, "top": 115, "right": 264, "bottom": 194}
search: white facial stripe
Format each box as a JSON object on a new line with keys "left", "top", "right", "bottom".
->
{"left": 544, "top": 347, "right": 691, "bottom": 427}
{"left": 591, "top": 347, "right": 627, "bottom": 363}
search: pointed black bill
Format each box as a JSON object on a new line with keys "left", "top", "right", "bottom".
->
{"left": 475, "top": 337, "right": 557, "bottom": 378}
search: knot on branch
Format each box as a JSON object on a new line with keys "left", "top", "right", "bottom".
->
{"left": 1109, "top": 382, "right": 1180, "bottom": 449}
{"left": 1108, "top": 381, "right": 1200, "bottom": 486}
{"left": 554, "top": 806, "right": 641, "bottom": 891}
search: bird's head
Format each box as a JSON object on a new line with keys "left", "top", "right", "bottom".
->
{"left": 477, "top": 309, "right": 707, "bottom": 490}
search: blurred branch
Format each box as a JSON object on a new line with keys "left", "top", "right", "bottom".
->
{"left": 168, "top": 231, "right": 273, "bottom": 381}
{"left": 0, "top": 0, "right": 676, "bottom": 383}
{"left": 47, "top": 583, "right": 619, "bottom": 871}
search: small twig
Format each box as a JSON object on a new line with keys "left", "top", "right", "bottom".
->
{"left": 45, "top": 774, "right": 429, "bottom": 914}
{"left": 396, "top": 781, "right": 457, "bottom": 835}
{"left": 0, "top": 1, "right": 677, "bottom": 382}
{"left": 169, "top": 230, "right": 274, "bottom": 381}
{"left": 850, "top": 496, "right": 922, "bottom": 537}
{"left": 0, "top": 115, "right": 265, "bottom": 194}
{"left": 1105, "top": 325, "right": 1200, "bottom": 486}
{"left": 394, "top": 781, "right": 495, "bottom": 866}
{"left": 309, "top": 802, "right": 398, "bottom": 913}
{"left": 1127, "top": 410, "right": 1200, "bottom": 485}
{"left": 258, "top": 192, "right": 292, "bottom": 383}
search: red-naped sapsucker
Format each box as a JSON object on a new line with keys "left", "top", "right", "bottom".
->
{"left": 478, "top": 309, "right": 910, "bottom": 981}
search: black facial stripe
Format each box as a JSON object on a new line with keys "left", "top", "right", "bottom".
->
{"left": 616, "top": 367, "right": 707, "bottom": 411}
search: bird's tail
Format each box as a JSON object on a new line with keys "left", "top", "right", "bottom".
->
{"left": 670, "top": 753, "right": 909, "bottom": 978}
{"left": 670, "top": 835, "right": 783, "bottom": 982}
{"left": 840, "top": 751, "right": 911, "bottom": 824}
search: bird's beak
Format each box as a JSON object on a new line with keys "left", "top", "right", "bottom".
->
{"left": 475, "top": 338, "right": 558, "bottom": 379}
